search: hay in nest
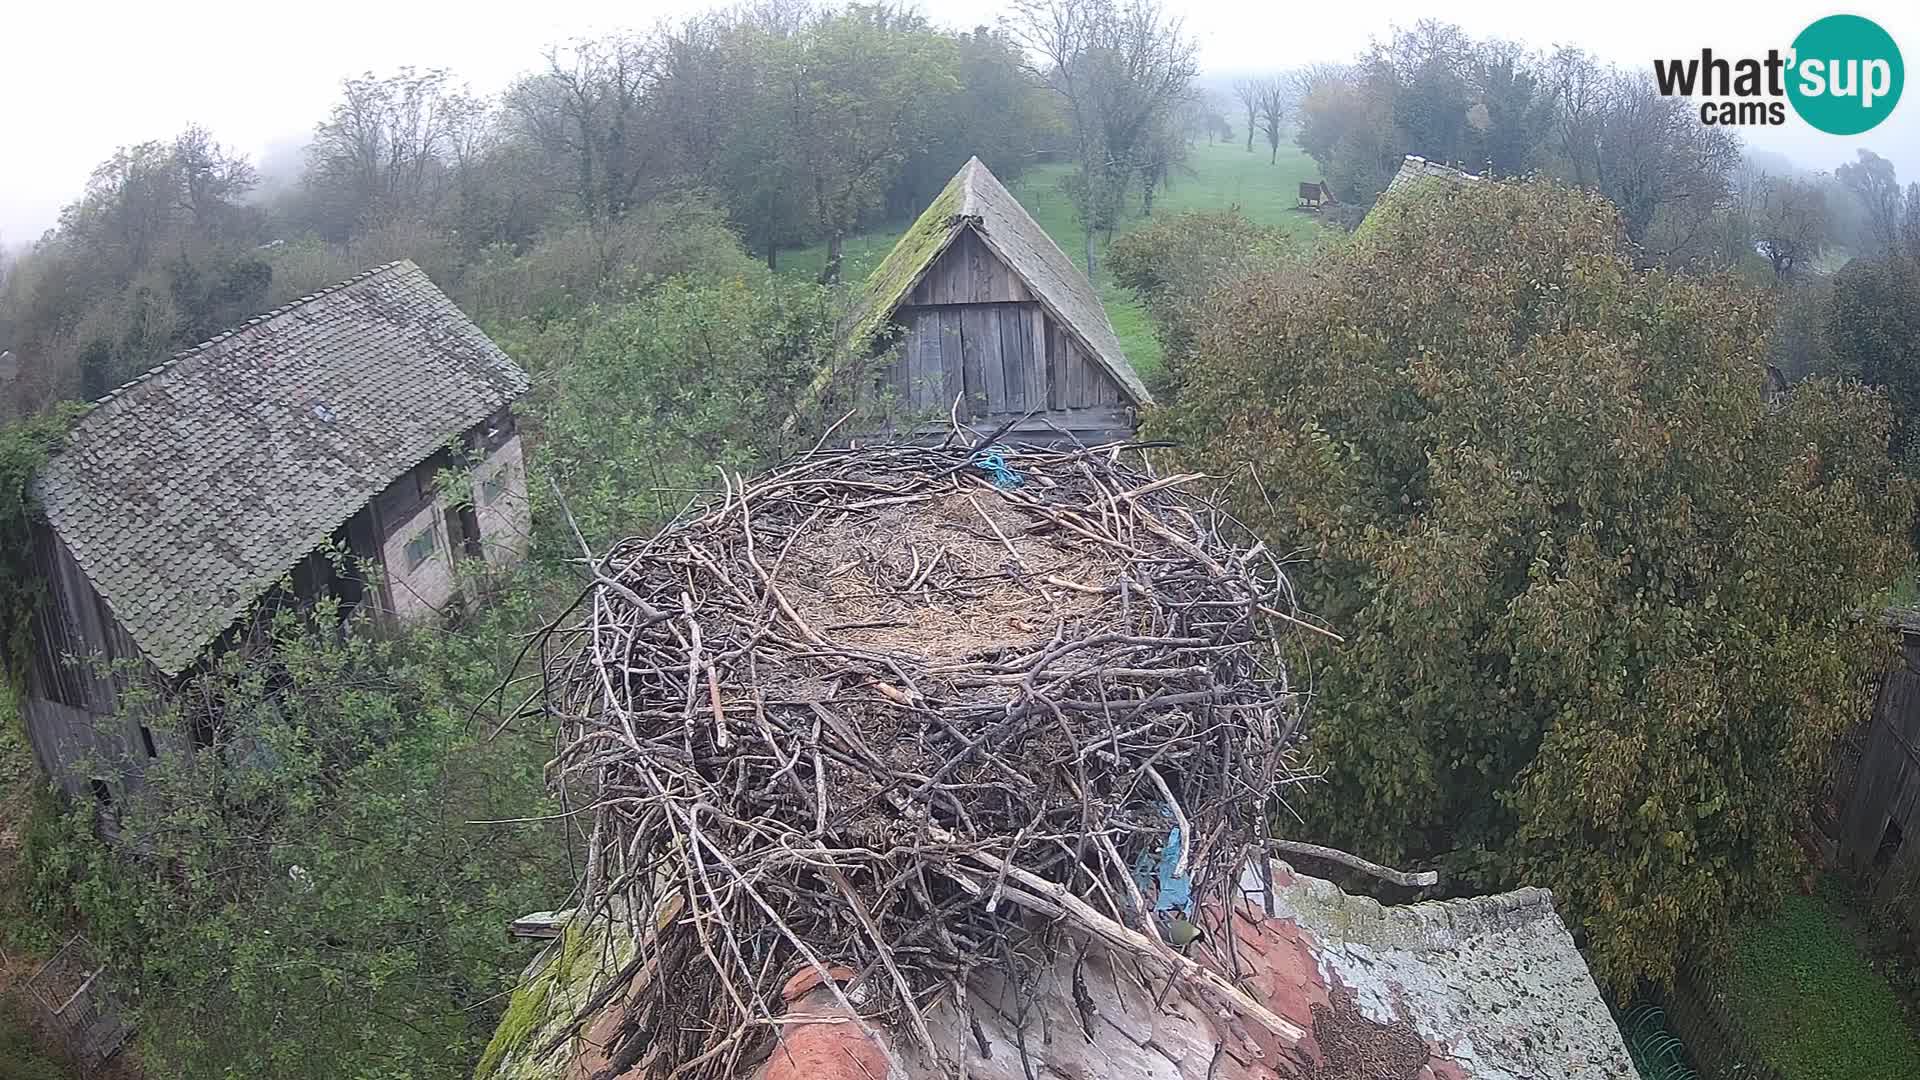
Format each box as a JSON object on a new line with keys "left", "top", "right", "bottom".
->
{"left": 539, "top": 439, "right": 1318, "bottom": 1077}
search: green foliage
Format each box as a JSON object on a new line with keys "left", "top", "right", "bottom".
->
{"left": 1823, "top": 256, "right": 1920, "bottom": 469}
{"left": 502, "top": 276, "right": 845, "bottom": 553}
{"left": 0, "top": 408, "right": 81, "bottom": 685}
{"left": 1621, "top": 1007, "right": 1698, "bottom": 1080}
{"left": 1107, "top": 208, "right": 1302, "bottom": 391}
{"left": 1148, "top": 177, "right": 1915, "bottom": 992}
{"left": 21, "top": 585, "right": 573, "bottom": 1080}
{"left": 1723, "top": 886, "right": 1920, "bottom": 1079}
{"left": 461, "top": 198, "right": 759, "bottom": 325}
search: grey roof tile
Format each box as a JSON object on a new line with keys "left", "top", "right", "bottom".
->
{"left": 34, "top": 260, "right": 528, "bottom": 675}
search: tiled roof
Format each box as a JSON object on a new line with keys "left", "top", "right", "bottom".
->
{"left": 34, "top": 261, "right": 528, "bottom": 675}
{"left": 492, "top": 860, "right": 1635, "bottom": 1080}
{"left": 852, "top": 157, "right": 1152, "bottom": 406}
{"left": 1383, "top": 154, "right": 1483, "bottom": 199}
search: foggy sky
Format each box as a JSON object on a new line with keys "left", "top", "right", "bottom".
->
{"left": 4, "top": 0, "right": 1918, "bottom": 244}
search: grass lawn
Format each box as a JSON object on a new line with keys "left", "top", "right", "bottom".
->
{"left": 1722, "top": 881, "right": 1920, "bottom": 1080}
{"left": 783, "top": 139, "right": 1329, "bottom": 379}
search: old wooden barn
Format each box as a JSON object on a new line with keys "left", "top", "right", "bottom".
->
{"left": 21, "top": 261, "right": 532, "bottom": 798}
{"left": 844, "top": 157, "right": 1151, "bottom": 445}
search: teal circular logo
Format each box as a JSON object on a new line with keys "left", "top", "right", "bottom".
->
{"left": 1788, "top": 15, "right": 1903, "bottom": 135}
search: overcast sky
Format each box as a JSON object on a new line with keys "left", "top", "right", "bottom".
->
{"left": 3, "top": 0, "right": 1917, "bottom": 243}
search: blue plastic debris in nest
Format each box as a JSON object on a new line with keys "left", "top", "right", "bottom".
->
{"left": 970, "top": 446, "right": 1024, "bottom": 490}
{"left": 1132, "top": 807, "right": 1193, "bottom": 915}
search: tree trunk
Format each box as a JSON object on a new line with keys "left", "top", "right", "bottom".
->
{"left": 1245, "top": 109, "right": 1255, "bottom": 152}
{"left": 1084, "top": 229, "right": 1097, "bottom": 278}
{"left": 1271, "top": 143, "right": 1279, "bottom": 165}
{"left": 819, "top": 232, "right": 844, "bottom": 285}
{"left": 766, "top": 245, "right": 778, "bottom": 271}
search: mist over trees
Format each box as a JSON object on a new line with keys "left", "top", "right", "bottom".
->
{"left": 11, "top": 8, "right": 1920, "bottom": 1073}
{"left": 1011, "top": 0, "right": 1198, "bottom": 274}
{"left": 0, "top": 3, "right": 1065, "bottom": 414}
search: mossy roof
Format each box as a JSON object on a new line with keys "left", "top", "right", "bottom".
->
{"left": 849, "top": 157, "right": 1151, "bottom": 406}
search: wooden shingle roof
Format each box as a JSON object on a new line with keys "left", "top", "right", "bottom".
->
{"left": 34, "top": 260, "right": 528, "bottom": 675}
{"left": 852, "top": 157, "right": 1151, "bottom": 406}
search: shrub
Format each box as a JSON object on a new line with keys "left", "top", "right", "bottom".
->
{"left": 1148, "top": 177, "right": 1914, "bottom": 992}
{"left": 1107, "top": 208, "right": 1296, "bottom": 392}
{"left": 460, "top": 197, "right": 760, "bottom": 325}
{"left": 503, "top": 275, "right": 848, "bottom": 554}
{"left": 23, "top": 582, "right": 574, "bottom": 1080}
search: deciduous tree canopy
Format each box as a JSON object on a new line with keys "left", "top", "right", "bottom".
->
{"left": 1148, "top": 178, "right": 1913, "bottom": 991}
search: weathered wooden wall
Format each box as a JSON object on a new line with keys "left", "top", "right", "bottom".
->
{"left": 1839, "top": 657, "right": 1920, "bottom": 900}
{"left": 871, "top": 226, "right": 1134, "bottom": 446}
{"left": 19, "top": 406, "right": 532, "bottom": 799}
{"left": 21, "top": 524, "right": 167, "bottom": 798}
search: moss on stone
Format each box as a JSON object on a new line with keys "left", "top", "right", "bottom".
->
{"left": 474, "top": 915, "right": 645, "bottom": 1080}
{"left": 473, "top": 922, "right": 593, "bottom": 1080}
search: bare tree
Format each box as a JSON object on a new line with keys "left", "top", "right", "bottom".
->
{"left": 1837, "top": 149, "right": 1904, "bottom": 253}
{"left": 171, "top": 126, "right": 257, "bottom": 240}
{"left": 1011, "top": 0, "right": 1198, "bottom": 276}
{"left": 506, "top": 37, "right": 664, "bottom": 228}
{"left": 307, "top": 68, "right": 475, "bottom": 238}
{"left": 1547, "top": 49, "right": 1739, "bottom": 262}
{"left": 1231, "top": 78, "right": 1258, "bottom": 153}
{"left": 1751, "top": 174, "right": 1830, "bottom": 279}
{"left": 1251, "top": 77, "right": 1286, "bottom": 164}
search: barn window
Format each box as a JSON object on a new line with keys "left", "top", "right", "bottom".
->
{"left": 404, "top": 525, "right": 438, "bottom": 570}
{"left": 139, "top": 725, "right": 157, "bottom": 758}
{"left": 88, "top": 777, "right": 113, "bottom": 807}
{"left": 480, "top": 474, "right": 506, "bottom": 506}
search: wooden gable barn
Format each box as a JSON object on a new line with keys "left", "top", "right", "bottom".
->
{"left": 847, "top": 157, "right": 1151, "bottom": 445}
{"left": 21, "top": 261, "right": 532, "bottom": 799}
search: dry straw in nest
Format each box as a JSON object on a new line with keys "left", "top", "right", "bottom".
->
{"left": 539, "top": 438, "right": 1322, "bottom": 1077}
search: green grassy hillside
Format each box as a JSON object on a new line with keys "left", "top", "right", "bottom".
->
{"left": 786, "top": 139, "right": 1327, "bottom": 377}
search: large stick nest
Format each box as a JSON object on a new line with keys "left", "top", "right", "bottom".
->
{"left": 540, "top": 439, "right": 1316, "bottom": 1078}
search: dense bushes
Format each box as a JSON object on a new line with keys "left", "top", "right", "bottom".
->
{"left": 459, "top": 198, "right": 759, "bottom": 325}
{"left": 1148, "top": 178, "right": 1914, "bottom": 991}
{"left": 22, "top": 586, "right": 574, "bottom": 1080}
{"left": 1107, "top": 208, "right": 1300, "bottom": 391}
{"left": 503, "top": 275, "right": 850, "bottom": 553}
{"left": 1822, "top": 256, "right": 1920, "bottom": 469}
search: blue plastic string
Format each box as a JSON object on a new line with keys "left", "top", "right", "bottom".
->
{"left": 970, "top": 447, "right": 1024, "bottom": 490}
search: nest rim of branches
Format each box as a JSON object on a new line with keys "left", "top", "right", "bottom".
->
{"left": 538, "top": 436, "right": 1320, "bottom": 1077}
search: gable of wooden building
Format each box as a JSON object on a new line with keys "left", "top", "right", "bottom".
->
{"left": 845, "top": 157, "right": 1150, "bottom": 445}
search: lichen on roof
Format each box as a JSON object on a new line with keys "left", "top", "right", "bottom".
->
{"left": 32, "top": 260, "right": 528, "bottom": 675}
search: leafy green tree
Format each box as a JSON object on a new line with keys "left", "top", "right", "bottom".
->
{"left": 1107, "top": 208, "right": 1298, "bottom": 389}
{"left": 1824, "top": 255, "right": 1920, "bottom": 468}
{"left": 23, "top": 588, "right": 572, "bottom": 1080}
{"left": 504, "top": 276, "right": 845, "bottom": 551}
{"left": 786, "top": 6, "right": 960, "bottom": 283}
{"left": 1148, "top": 178, "right": 1913, "bottom": 992}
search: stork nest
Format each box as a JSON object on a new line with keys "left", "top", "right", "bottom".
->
{"left": 539, "top": 439, "right": 1317, "bottom": 1078}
